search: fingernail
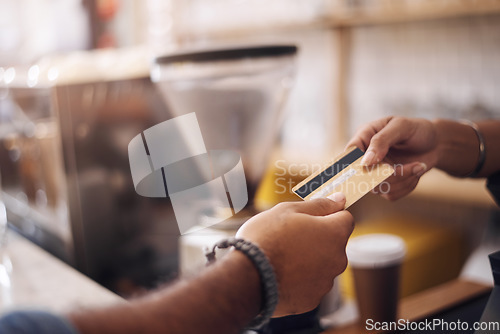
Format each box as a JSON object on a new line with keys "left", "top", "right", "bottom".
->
{"left": 344, "top": 144, "right": 356, "bottom": 151}
{"left": 412, "top": 162, "right": 427, "bottom": 177}
{"left": 361, "top": 150, "right": 375, "bottom": 166}
{"left": 328, "top": 192, "right": 346, "bottom": 202}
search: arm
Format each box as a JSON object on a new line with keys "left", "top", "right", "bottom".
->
{"left": 346, "top": 117, "right": 500, "bottom": 200}
{"left": 69, "top": 251, "right": 260, "bottom": 334}
{"left": 68, "top": 196, "right": 353, "bottom": 334}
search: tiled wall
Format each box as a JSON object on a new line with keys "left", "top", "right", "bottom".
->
{"left": 347, "top": 14, "right": 500, "bottom": 135}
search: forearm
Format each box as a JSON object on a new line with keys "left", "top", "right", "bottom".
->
{"left": 433, "top": 119, "right": 500, "bottom": 178}
{"left": 68, "top": 251, "right": 261, "bottom": 334}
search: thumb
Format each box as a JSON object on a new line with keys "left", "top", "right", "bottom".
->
{"left": 292, "top": 193, "right": 346, "bottom": 216}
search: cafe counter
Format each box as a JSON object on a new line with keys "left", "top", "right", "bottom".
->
{"left": 0, "top": 231, "right": 123, "bottom": 315}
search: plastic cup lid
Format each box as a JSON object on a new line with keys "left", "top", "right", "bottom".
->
{"left": 347, "top": 233, "right": 406, "bottom": 268}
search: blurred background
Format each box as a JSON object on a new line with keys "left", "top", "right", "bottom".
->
{"left": 0, "top": 0, "right": 499, "bottom": 317}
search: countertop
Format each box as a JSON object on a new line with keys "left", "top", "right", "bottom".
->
{"left": 0, "top": 229, "right": 492, "bottom": 333}
{"left": 324, "top": 279, "right": 492, "bottom": 333}
{"left": 0, "top": 230, "right": 123, "bottom": 314}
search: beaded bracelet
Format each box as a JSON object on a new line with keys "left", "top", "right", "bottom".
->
{"left": 460, "top": 120, "right": 486, "bottom": 178}
{"left": 205, "top": 238, "right": 279, "bottom": 329}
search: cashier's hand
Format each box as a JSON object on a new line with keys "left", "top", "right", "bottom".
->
{"left": 236, "top": 195, "right": 353, "bottom": 317}
{"left": 346, "top": 116, "right": 439, "bottom": 201}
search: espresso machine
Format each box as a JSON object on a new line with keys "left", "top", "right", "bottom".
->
{"left": 0, "top": 45, "right": 298, "bottom": 295}
{"left": 0, "top": 49, "right": 181, "bottom": 295}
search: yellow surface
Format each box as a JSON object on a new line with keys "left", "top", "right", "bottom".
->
{"left": 340, "top": 216, "right": 464, "bottom": 299}
{"left": 255, "top": 156, "right": 496, "bottom": 211}
{"left": 254, "top": 161, "right": 303, "bottom": 211}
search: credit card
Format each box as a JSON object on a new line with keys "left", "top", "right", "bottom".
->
{"left": 292, "top": 147, "right": 394, "bottom": 208}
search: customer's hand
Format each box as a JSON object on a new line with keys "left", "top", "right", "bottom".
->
{"left": 346, "top": 116, "right": 439, "bottom": 200}
{"left": 236, "top": 195, "right": 353, "bottom": 317}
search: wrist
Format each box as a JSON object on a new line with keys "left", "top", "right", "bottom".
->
{"left": 433, "top": 119, "right": 479, "bottom": 177}
{"left": 433, "top": 119, "right": 449, "bottom": 170}
{"left": 224, "top": 250, "right": 263, "bottom": 316}
{"left": 206, "top": 238, "right": 278, "bottom": 329}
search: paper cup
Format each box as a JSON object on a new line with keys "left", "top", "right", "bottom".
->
{"left": 347, "top": 234, "right": 406, "bottom": 327}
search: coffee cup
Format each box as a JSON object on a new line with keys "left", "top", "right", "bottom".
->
{"left": 346, "top": 233, "right": 406, "bottom": 328}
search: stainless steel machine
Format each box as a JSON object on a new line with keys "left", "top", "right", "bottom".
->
{"left": 0, "top": 51, "right": 180, "bottom": 295}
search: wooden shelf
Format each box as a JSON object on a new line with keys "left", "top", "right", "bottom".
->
{"left": 326, "top": 0, "right": 500, "bottom": 27}
{"left": 173, "top": 1, "right": 500, "bottom": 41}
{"left": 324, "top": 279, "right": 491, "bottom": 333}
{"left": 412, "top": 169, "right": 497, "bottom": 208}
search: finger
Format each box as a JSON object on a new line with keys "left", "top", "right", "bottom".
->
{"left": 345, "top": 117, "right": 393, "bottom": 152}
{"left": 320, "top": 210, "right": 354, "bottom": 241}
{"left": 372, "top": 161, "right": 426, "bottom": 194}
{"left": 373, "top": 173, "right": 416, "bottom": 196}
{"left": 390, "top": 161, "right": 426, "bottom": 180}
{"left": 385, "top": 174, "right": 418, "bottom": 194}
{"left": 410, "top": 162, "right": 427, "bottom": 177}
{"left": 381, "top": 176, "right": 420, "bottom": 201}
{"left": 374, "top": 165, "right": 422, "bottom": 200}
{"left": 287, "top": 195, "right": 346, "bottom": 216}
{"left": 393, "top": 161, "right": 427, "bottom": 176}
{"left": 344, "top": 137, "right": 366, "bottom": 152}
{"left": 361, "top": 117, "right": 416, "bottom": 166}
{"left": 371, "top": 164, "right": 407, "bottom": 193}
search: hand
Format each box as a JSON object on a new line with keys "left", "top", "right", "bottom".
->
{"left": 236, "top": 194, "right": 353, "bottom": 317}
{"left": 346, "top": 116, "right": 439, "bottom": 200}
